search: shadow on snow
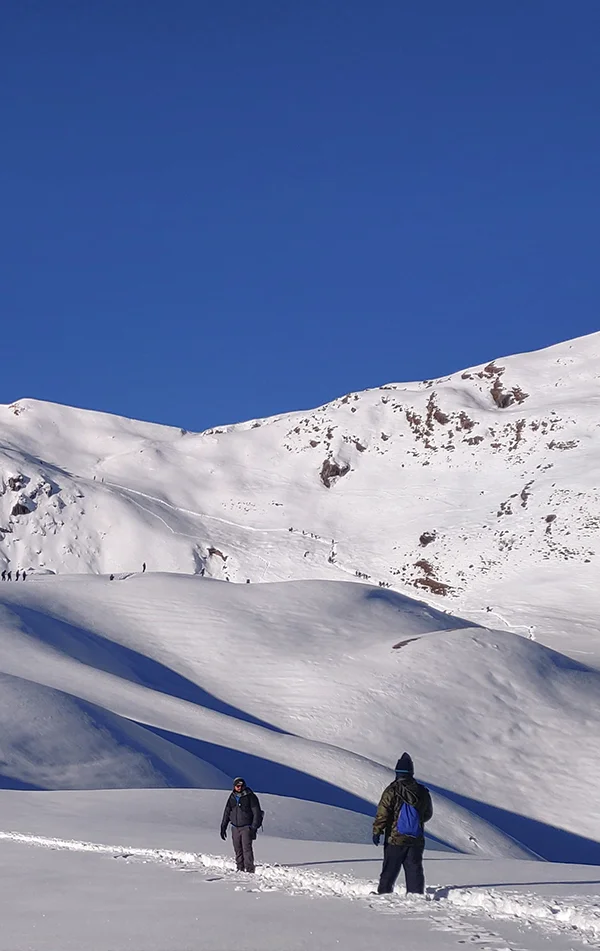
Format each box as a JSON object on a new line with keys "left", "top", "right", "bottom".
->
{"left": 428, "top": 783, "right": 600, "bottom": 866}
{"left": 4, "top": 603, "right": 287, "bottom": 735}
{"left": 141, "top": 724, "right": 453, "bottom": 851}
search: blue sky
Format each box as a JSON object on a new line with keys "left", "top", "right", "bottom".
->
{"left": 3, "top": 1, "right": 599, "bottom": 431}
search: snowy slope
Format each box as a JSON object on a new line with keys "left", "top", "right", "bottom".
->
{"left": 1, "top": 332, "right": 600, "bottom": 658}
{"left": 1, "top": 574, "right": 599, "bottom": 863}
{"left": 1, "top": 791, "right": 600, "bottom": 951}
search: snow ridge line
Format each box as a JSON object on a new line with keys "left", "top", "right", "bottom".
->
{"left": 2, "top": 831, "right": 600, "bottom": 942}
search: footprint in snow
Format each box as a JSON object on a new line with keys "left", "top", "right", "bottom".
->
{"left": 435, "top": 920, "right": 525, "bottom": 951}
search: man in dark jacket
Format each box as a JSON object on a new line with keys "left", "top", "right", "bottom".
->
{"left": 372, "top": 752, "right": 433, "bottom": 895}
{"left": 220, "top": 777, "right": 262, "bottom": 873}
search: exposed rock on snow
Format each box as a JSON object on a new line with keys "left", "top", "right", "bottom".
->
{"left": 1, "top": 332, "right": 600, "bottom": 646}
{"left": 7, "top": 474, "right": 28, "bottom": 492}
{"left": 419, "top": 531, "right": 437, "bottom": 547}
{"left": 11, "top": 498, "right": 35, "bottom": 517}
{"left": 319, "top": 458, "right": 350, "bottom": 488}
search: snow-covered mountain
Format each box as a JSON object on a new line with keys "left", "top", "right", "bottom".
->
{"left": 1, "top": 332, "right": 600, "bottom": 868}
{"left": 2, "top": 331, "right": 600, "bottom": 654}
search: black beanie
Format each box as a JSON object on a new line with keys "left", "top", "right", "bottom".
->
{"left": 395, "top": 752, "right": 414, "bottom": 776}
{"left": 233, "top": 776, "right": 246, "bottom": 788}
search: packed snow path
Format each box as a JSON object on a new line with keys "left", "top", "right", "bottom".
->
{"left": 2, "top": 830, "right": 599, "bottom": 948}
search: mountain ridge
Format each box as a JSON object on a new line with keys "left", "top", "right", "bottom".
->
{"left": 2, "top": 331, "right": 600, "bottom": 655}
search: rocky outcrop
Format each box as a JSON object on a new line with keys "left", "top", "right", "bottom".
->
{"left": 11, "top": 499, "right": 34, "bottom": 517}
{"left": 320, "top": 459, "right": 350, "bottom": 488}
{"left": 7, "top": 474, "right": 28, "bottom": 492}
{"left": 419, "top": 531, "right": 437, "bottom": 547}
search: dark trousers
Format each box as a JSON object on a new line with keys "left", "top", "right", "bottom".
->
{"left": 378, "top": 841, "right": 425, "bottom": 894}
{"left": 231, "top": 825, "right": 255, "bottom": 872}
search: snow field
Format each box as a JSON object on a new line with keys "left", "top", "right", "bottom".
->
{"left": 1, "top": 824, "right": 600, "bottom": 948}
{"left": 0, "top": 574, "right": 599, "bottom": 862}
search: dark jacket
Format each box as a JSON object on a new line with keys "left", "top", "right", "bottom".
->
{"left": 373, "top": 777, "right": 433, "bottom": 846}
{"left": 221, "top": 787, "right": 261, "bottom": 833}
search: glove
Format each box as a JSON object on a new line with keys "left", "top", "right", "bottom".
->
{"left": 250, "top": 829, "right": 257, "bottom": 840}
{"left": 372, "top": 833, "right": 381, "bottom": 846}
{"left": 220, "top": 828, "right": 227, "bottom": 841}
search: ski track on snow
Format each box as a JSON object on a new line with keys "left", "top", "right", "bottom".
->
{"left": 2, "top": 831, "right": 599, "bottom": 946}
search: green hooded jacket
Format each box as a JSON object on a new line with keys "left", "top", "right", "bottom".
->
{"left": 373, "top": 777, "right": 433, "bottom": 846}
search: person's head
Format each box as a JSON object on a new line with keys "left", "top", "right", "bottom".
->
{"left": 233, "top": 777, "right": 246, "bottom": 792}
{"left": 395, "top": 752, "right": 414, "bottom": 779}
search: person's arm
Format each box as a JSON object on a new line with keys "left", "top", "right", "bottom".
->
{"left": 221, "top": 796, "right": 232, "bottom": 835}
{"left": 421, "top": 788, "right": 433, "bottom": 824}
{"left": 250, "top": 793, "right": 261, "bottom": 832}
{"left": 372, "top": 785, "right": 393, "bottom": 836}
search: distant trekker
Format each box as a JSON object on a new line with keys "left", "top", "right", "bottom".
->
{"left": 372, "top": 753, "right": 433, "bottom": 895}
{"left": 1, "top": 570, "right": 5, "bottom": 581}
{"left": 7, "top": 571, "right": 11, "bottom": 581}
{"left": 109, "top": 574, "right": 114, "bottom": 581}
{"left": 220, "top": 777, "right": 263, "bottom": 873}
{"left": 15, "top": 569, "right": 20, "bottom": 581}
{"left": 142, "top": 562, "right": 146, "bottom": 573}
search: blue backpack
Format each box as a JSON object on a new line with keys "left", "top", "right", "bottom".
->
{"left": 396, "top": 800, "right": 422, "bottom": 837}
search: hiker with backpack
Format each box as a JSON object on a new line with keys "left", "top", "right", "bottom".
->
{"left": 372, "top": 752, "right": 433, "bottom": 895}
{"left": 220, "top": 777, "right": 263, "bottom": 873}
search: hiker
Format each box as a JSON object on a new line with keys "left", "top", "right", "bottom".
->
{"left": 220, "top": 777, "right": 263, "bottom": 873}
{"left": 15, "top": 569, "right": 20, "bottom": 581}
{"left": 7, "top": 571, "right": 11, "bottom": 581}
{"left": 372, "top": 752, "right": 433, "bottom": 895}
{"left": 142, "top": 562, "right": 146, "bottom": 573}
{"left": 109, "top": 574, "right": 114, "bottom": 581}
{"left": 1, "top": 570, "right": 5, "bottom": 581}
{"left": 21, "top": 571, "right": 26, "bottom": 580}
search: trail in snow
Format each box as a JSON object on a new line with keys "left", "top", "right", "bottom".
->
{"left": 116, "top": 485, "right": 273, "bottom": 579}
{"left": 468, "top": 608, "right": 536, "bottom": 638}
{"left": 124, "top": 493, "right": 201, "bottom": 542}
{"left": 104, "top": 478, "right": 345, "bottom": 583}
{"left": 104, "top": 478, "right": 435, "bottom": 596}
{"left": 104, "top": 480, "right": 303, "bottom": 539}
{"left": 2, "top": 831, "right": 599, "bottom": 945}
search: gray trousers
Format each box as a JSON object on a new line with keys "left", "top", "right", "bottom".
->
{"left": 231, "top": 825, "right": 255, "bottom": 872}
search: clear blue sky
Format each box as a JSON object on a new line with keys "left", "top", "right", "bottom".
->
{"left": 3, "top": 2, "right": 599, "bottom": 431}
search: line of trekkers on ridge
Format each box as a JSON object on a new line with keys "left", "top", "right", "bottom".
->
{"left": 1, "top": 569, "right": 27, "bottom": 581}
